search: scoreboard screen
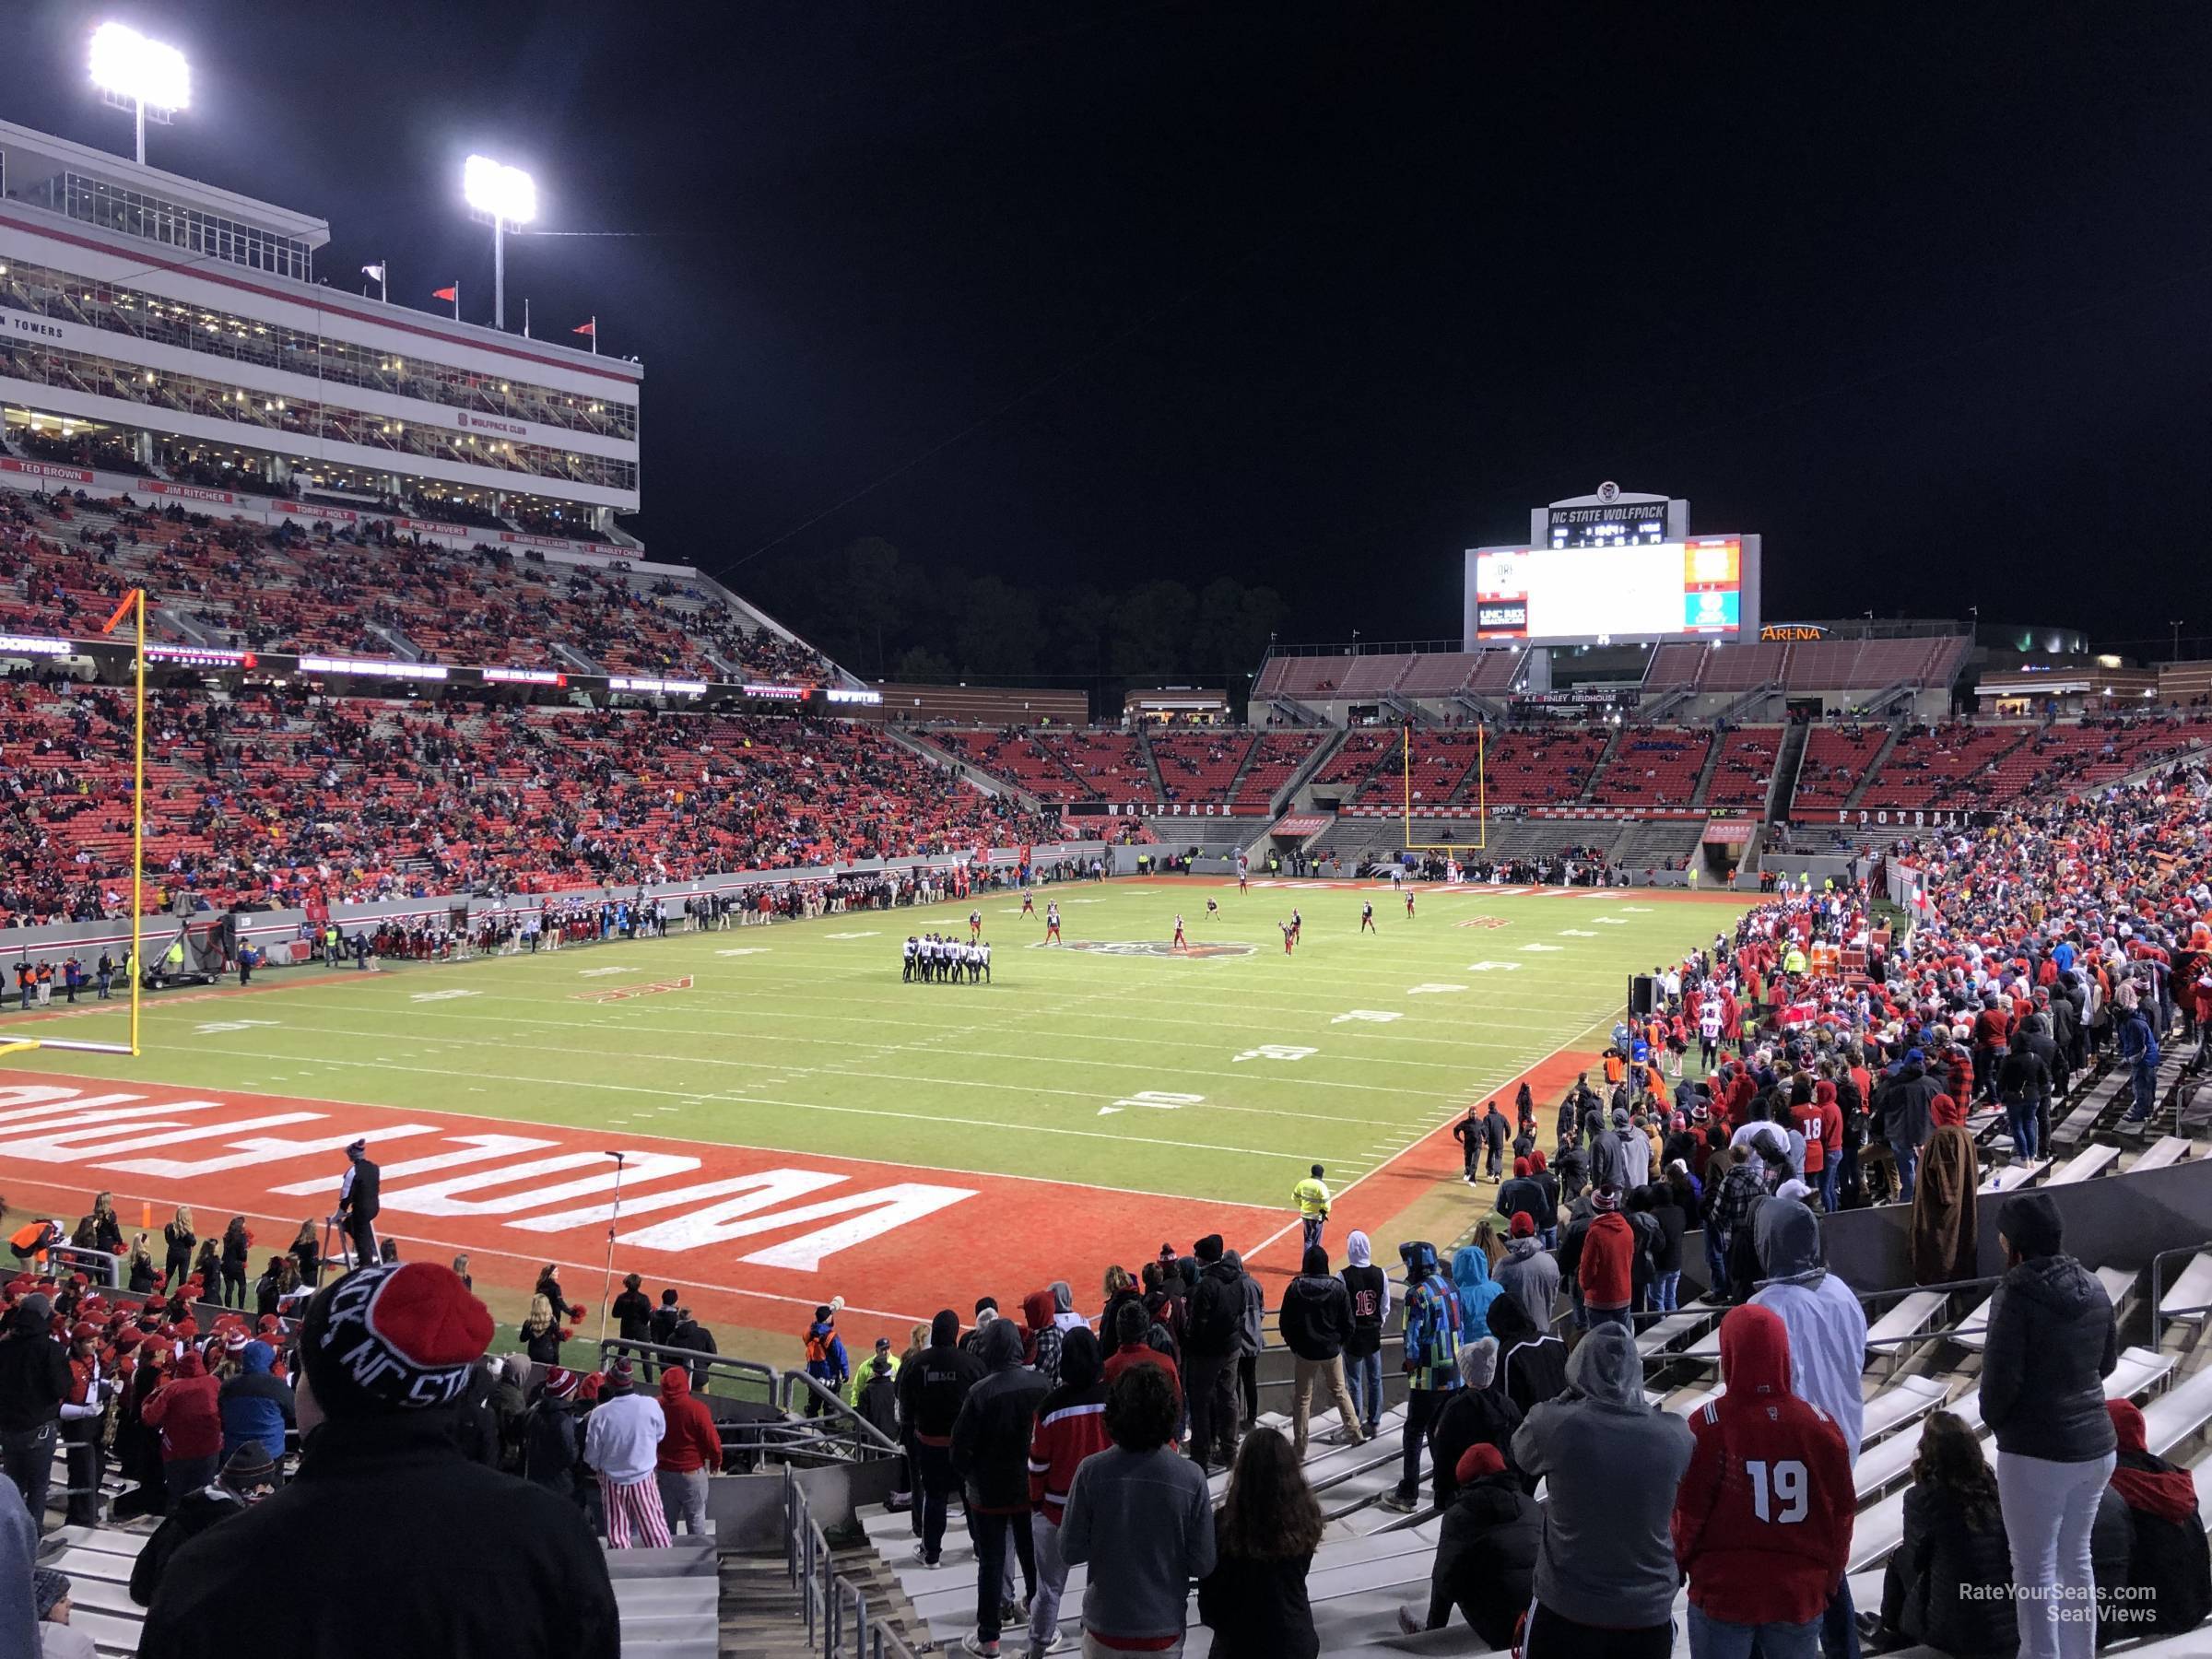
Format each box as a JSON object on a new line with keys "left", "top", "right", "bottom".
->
{"left": 1468, "top": 537, "right": 1753, "bottom": 645}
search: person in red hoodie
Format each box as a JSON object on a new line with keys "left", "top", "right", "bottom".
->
{"left": 653, "top": 1366, "right": 722, "bottom": 1536}
{"left": 1571, "top": 1185, "right": 1636, "bottom": 1334}
{"left": 140, "top": 1347, "right": 223, "bottom": 1512}
{"left": 1672, "top": 1303, "right": 1853, "bottom": 1659}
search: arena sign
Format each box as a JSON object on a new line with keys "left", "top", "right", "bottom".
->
{"left": 1836, "top": 808, "right": 1994, "bottom": 829}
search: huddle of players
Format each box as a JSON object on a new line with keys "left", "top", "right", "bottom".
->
{"left": 901, "top": 932, "right": 990, "bottom": 983}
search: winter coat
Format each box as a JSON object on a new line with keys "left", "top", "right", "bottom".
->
{"left": 128, "top": 1486, "right": 247, "bottom": 1609}
{"left": 1277, "top": 1271, "right": 1352, "bottom": 1362}
{"left": 1981, "top": 1253, "right": 2119, "bottom": 1464}
{"left": 1879, "top": 1483, "right": 2019, "bottom": 1657}
{"left": 1877, "top": 1061, "right": 1942, "bottom": 1149}
{"left": 521, "top": 1397, "right": 587, "bottom": 1501}
{"left": 143, "top": 1358, "right": 222, "bottom": 1464}
{"left": 1510, "top": 1324, "right": 1693, "bottom": 1630}
{"left": 1196, "top": 1547, "right": 1318, "bottom": 1659}
{"left": 655, "top": 1368, "right": 723, "bottom": 1475}
{"left": 1910, "top": 1124, "right": 1982, "bottom": 1286}
{"left": 1494, "top": 1236, "right": 1560, "bottom": 1333}
{"left": 1750, "top": 1198, "right": 1868, "bottom": 1456}
{"left": 1450, "top": 1248, "right": 1504, "bottom": 1337}
{"left": 1182, "top": 1259, "right": 1244, "bottom": 1360}
{"left": 217, "top": 1341, "right": 294, "bottom": 1464}
{"left": 0, "top": 1304, "right": 69, "bottom": 1432}
{"left": 1672, "top": 1305, "right": 1853, "bottom": 1626}
{"left": 138, "top": 1412, "right": 618, "bottom": 1659}
{"left": 1482, "top": 1295, "right": 1567, "bottom": 1420}
{"left": 1425, "top": 1384, "right": 1523, "bottom": 1510}
{"left": 897, "top": 1312, "right": 984, "bottom": 1446}
{"left": 1028, "top": 1331, "right": 1109, "bottom": 1526}
{"left": 949, "top": 1321, "right": 1049, "bottom": 1515}
{"left": 1573, "top": 1211, "right": 1637, "bottom": 1310}
{"left": 1494, "top": 1174, "right": 1550, "bottom": 1233}
{"left": 1423, "top": 1471, "right": 1541, "bottom": 1647}
{"left": 2106, "top": 1399, "right": 2212, "bottom": 1635}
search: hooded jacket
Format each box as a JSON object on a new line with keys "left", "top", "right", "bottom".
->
{"left": 1511, "top": 1324, "right": 1693, "bottom": 1630}
{"left": 1222, "top": 1252, "right": 1265, "bottom": 1359}
{"left": 949, "top": 1318, "right": 1049, "bottom": 1515}
{"left": 896, "top": 1310, "right": 984, "bottom": 1447}
{"left": 2105, "top": 1398, "right": 2212, "bottom": 1634}
{"left": 144, "top": 1351, "right": 223, "bottom": 1463}
{"left": 138, "top": 1412, "right": 618, "bottom": 1659}
{"left": 1026, "top": 1328, "right": 1109, "bottom": 1525}
{"left": 1571, "top": 1207, "right": 1636, "bottom": 1311}
{"left": 1424, "top": 1342, "right": 1523, "bottom": 1509}
{"left": 1340, "top": 1232, "right": 1389, "bottom": 1359}
{"left": 1277, "top": 1248, "right": 1353, "bottom": 1361}
{"left": 1749, "top": 1198, "right": 1867, "bottom": 1456}
{"left": 1483, "top": 1289, "right": 1567, "bottom": 1420}
{"left": 1182, "top": 1255, "right": 1244, "bottom": 1360}
{"left": 1494, "top": 1234, "right": 1560, "bottom": 1334}
{"left": 0, "top": 1297, "right": 69, "bottom": 1433}
{"left": 1877, "top": 1059, "right": 1941, "bottom": 1149}
{"left": 1424, "top": 1464, "right": 1540, "bottom": 1645}
{"left": 1021, "top": 1288, "right": 1065, "bottom": 1387}
{"left": 218, "top": 1341, "right": 295, "bottom": 1464}
{"left": 1981, "top": 1251, "right": 2120, "bottom": 1463}
{"left": 1450, "top": 1247, "right": 1504, "bottom": 1337}
{"left": 1494, "top": 1171, "right": 1552, "bottom": 1233}
{"left": 1672, "top": 1305, "right": 1854, "bottom": 1626}
{"left": 655, "top": 1367, "right": 723, "bottom": 1475}
{"left": 1400, "top": 1245, "right": 1464, "bottom": 1393}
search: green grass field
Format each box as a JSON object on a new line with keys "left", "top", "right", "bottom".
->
{"left": 5, "top": 879, "right": 1744, "bottom": 1207}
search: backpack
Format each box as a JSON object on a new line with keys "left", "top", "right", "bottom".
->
{"left": 804, "top": 1325, "right": 836, "bottom": 1367}
{"left": 1184, "top": 1272, "right": 1239, "bottom": 1356}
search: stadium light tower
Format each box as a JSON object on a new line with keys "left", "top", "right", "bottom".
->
{"left": 463, "top": 155, "right": 537, "bottom": 332}
{"left": 88, "top": 23, "right": 190, "bottom": 165}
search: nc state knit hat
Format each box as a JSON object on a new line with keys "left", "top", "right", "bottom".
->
{"left": 1510, "top": 1212, "right": 1535, "bottom": 1239}
{"left": 300, "top": 1262, "right": 491, "bottom": 1418}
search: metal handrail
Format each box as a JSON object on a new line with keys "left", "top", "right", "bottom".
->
{"left": 779, "top": 1369, "right": 900, "bottom": 1460}
{"left": 48, "top": 1245, "right": 122, "bottom": 1289}
{"left": 783, "top": 1465, "right": 924, "bottom": 1659}
{"left": 594, "top": 1336, "right": 780, "bottom": 1407}
{"left": 2150, "top": 1241, "right": 2212, "bottom": 1339}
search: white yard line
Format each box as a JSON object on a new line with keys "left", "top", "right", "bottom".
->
{"left": 147, "top": 1047, "right": 1323, "bottom": 1169}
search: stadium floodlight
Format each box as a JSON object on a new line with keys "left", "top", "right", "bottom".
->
{"left": 89, "top": 23, "right": 190, "bottom": 165}
{"left": 464, "top": 155, "right": 536, "bottom": 332}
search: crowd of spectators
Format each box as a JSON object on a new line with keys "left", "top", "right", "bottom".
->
{"left": 0, "top": 679, "right": 1066, "bottom": 923}
{"left": 0, "top": 487, "right": 836, "bottom": 684}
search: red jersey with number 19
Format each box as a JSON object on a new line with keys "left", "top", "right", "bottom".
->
{"left": 1671, "top": 1303, "right": 1853, "bottom": 1627}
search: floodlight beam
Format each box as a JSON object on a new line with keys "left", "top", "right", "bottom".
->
{"left": 89, "top": 23, "right": 191, "bottom": 164}
{"left": 463, "top": 156, "right": 537, "bottom": 333}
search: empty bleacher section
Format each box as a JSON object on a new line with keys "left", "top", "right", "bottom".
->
{"left": 1148, "top": 729, "right": 1258, "bottom": 802}
{"left": 1230, "top": 730, "right": 1324, "bottom": 810}
{"left": 1589, "top": 725, "right": 1714, "bottom": 808}
{"left": 1790, "top": 723, "right": 1889, "bottom": 812}
{"left": 1703, "top": 726, "right": 1782, "bottom": 809}
{"left": 1252, "top": 647, "right": 1529, "bottom": 708}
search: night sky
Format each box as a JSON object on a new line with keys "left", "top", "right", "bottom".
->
{"left": 4, "top": 2, "right": 2210, "bottom": 663}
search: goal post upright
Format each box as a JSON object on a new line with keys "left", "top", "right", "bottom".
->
{"left": 1400, "top": 717, "right": 1486, "bottom": 854}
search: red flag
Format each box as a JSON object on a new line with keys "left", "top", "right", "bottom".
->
{"left": 432, "top": 285, "right": 458, "bottom": 301}
{"left": 571, "top": 320, "right": 595, "bottom": 336}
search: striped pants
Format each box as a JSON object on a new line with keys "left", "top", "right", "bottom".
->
{"left": 600, "top": 1472, "right": 672, "bottom": 1548}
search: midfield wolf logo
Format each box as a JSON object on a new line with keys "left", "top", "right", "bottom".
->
{"left": 1040, "top": 940, "right": 1257, "bottom": 959}
{"left": 1453, "top": 916, "right": 1511, "bottom": 929}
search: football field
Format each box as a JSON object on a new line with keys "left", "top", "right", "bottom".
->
{"left": 0, "top": 877, "right": 1746, "bottom": 1346}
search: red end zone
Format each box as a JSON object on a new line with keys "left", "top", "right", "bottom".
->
{"left": 0, "top": 1068, "right": 1272, "bottom": 1347}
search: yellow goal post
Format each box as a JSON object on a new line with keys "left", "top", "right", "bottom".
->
{"left": 1401, "top": 720, "right": 1485, "bottom": 853}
